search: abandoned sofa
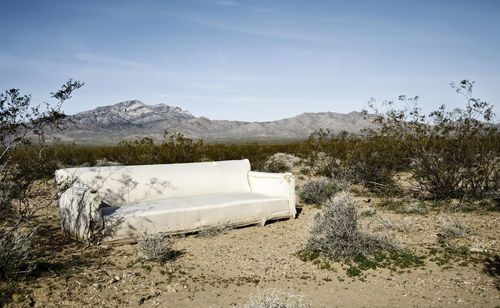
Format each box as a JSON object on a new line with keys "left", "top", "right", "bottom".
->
{"left": 55, "top": 159, "right": 296, "bottom": 243}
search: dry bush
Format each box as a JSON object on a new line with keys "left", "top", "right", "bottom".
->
{"left": 307, "top": 193, "right": 399, "bottom": 260}
{"left": 0, "top": 230, "right": 33, "bottom": 279}
{"left": 0, "top": 80, "right": 82, "bottom": 282}
{"left": 263, "top": 153, "right": 300, "bottom": 173}
{"left": 441, "top": 217, "right": 468, "bottom": 239}
{"left": 298, "top": 177, "right": 347, "bottom": 204}
{"left": 138, "top": 233, "right": 173, "bottom": 263}
{"left": 245, "top": 288, "right": 309, "bottom": 308}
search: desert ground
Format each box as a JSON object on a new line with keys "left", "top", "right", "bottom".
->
{"left": 3, "top": 175, "right": 499, "bottom": 308}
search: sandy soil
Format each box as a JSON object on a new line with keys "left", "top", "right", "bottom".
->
{"left": 2, "top": 181, "right": 499, "bottom": 307}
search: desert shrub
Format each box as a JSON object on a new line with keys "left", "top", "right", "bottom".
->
{"left": 305, "top": 130, "right": 407, "bottom": 187}
{"left": 299, "top": 166, "right": 311, "bottom": 175}
{"left": 301, "top": 193, "right": 425, "bottom": 276}
{"left": 112, "top": 132, "right": 206, "bottom": 165}
{"left": 263, "top": 153, "right": 300, "bottom": 173}
{"left": 138, "top": 233, "right": 173, "bottom": 263}
{"left": 306, "top": 193, "right": 399, "bottom": 260}
{"left": 62, "top": 135, "right": 306, "bottom": 171}
{"left": 0, "top": 231, "right": 33, "bottom": 279}
{"left": 0, "top": 80, "right": 82, "bottom": 282}
{"left": 304, "top": 151, "right": 334, "bottom": 175}
{"left": 245, "top": 289, "right": 308, "bottom": 308}
{"left": 298, "top": 177, "right": 347, "bottom": 204}
{"left": 441, "top": 217, "right": 468, "bottom": 239}
{"left": 364, "top": 80, "right": 499, "bottom": 199}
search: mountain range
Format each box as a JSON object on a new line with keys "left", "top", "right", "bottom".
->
{"left": 48, "top": 100, "right": 375, "bottom": 144}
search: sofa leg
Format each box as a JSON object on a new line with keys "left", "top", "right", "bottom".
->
{"left": 259, "top": 218, "right": 266, "bottom": 226}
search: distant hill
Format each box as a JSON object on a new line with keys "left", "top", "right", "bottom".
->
{"left": 48, "top": 100, "right": 375, "bottom": 144}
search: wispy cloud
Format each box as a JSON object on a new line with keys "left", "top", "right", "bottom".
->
{"left": 74, "top": 53, "right": 151, "bottom": 69}
{"left": 0, "top": 53, "right": 76, "bottom": 77}
{"left": 170, "top": 13, "right": 330, "bottom": 43}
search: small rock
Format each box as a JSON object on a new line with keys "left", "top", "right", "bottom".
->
{"left": 123, "top": 273, "right": 136, "bottom": 278}
{"left": 470, "top": 247, "right": 487, "bottom": 253}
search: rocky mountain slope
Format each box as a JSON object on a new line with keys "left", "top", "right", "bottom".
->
{"left": 49, "top": 100, "right": 375, "bottom": 144}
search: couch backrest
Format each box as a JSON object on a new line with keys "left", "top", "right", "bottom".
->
{"left": 55, "top": 159, "right": 251, "bottom": 206}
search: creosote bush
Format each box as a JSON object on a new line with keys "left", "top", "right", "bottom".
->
{"left": 364, "top": 80, "right": 499, "bottom": 199}
{"left": 307, "top": 193, "right": 399, "bottom": 260}
{"left": 301, "top": 80, "right": 499, "bottom": 200}
{"left": 138, "top": 233, "right": 173, "bottom": 263}
{"left": 298, "top": 177, "right": 347, "bottom": 204}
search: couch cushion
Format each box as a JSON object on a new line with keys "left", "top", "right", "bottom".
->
{"left": 55, "top": 159, "right": 251, "bottom": 206}
{"left": 100, "top": 192, "right": 290, "bottom": 241}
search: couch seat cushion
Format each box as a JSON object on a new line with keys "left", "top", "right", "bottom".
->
{"left": 100, "top": 192, "right": 290, "bottom": 241}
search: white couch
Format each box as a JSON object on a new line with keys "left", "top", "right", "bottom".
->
{"left": 55, "top": 159, "right": 296, "bottom": 243}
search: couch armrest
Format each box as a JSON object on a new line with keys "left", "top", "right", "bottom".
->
{"left": 58, "top": 186, "right": 102, "bottom": 241}
{"left": 247, "top": 171, "right": 296, "bottom": 218}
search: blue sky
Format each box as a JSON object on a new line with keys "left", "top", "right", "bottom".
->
{"left": 1, "top": 0, "right": 499, "bottom": 121}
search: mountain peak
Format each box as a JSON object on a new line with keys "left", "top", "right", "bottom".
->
{"left": 115, "top": 100, "right": 145, "bottom": 108}
{"left": 68, "top": 100, "right": 195, "bottom": 129}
